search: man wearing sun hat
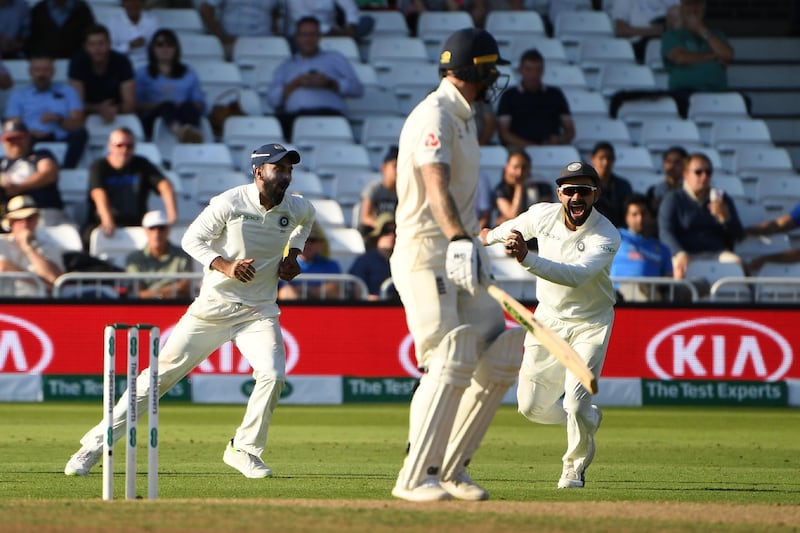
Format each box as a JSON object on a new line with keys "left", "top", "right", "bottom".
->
{"left": 481, "top": 160, "right": 620, "bottom": 489}
{"left": 65, "top": 142, "right": 316, "bottom": 479}
{"left": 0, "top": 195, "right": 64, "bottom": 295}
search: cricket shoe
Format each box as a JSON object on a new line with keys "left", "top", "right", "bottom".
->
{"left": 441, "top": 470, "right": 489, "bottom": 501}
{"left": 392, "top": 477, "right": 452, "bottom": 502}
{"left": 557, "top": 463, "right": 585, "bottom": 489}
{"left": 64, "top": 446, "right": 102, "bottom": 476}
{"left": 223, "top": 439, "right": 273, "bottom": 478}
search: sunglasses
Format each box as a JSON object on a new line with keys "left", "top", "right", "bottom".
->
{"left": 558, "top": 185, "right": 598, "bottom": 196}
{"left": 154, "top": 40, "right": 175, "bottom": 47}
{"left": 113, "top": 142, "right": 134, "bottom": 148}
{"left": 692, "top": 168, "right": 712, "bottom": 176}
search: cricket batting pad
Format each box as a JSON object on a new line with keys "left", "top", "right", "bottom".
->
{"left": 442, "top": 327, "right": 525, "bottom": 481}
{"left": 397, "top": 325, "right": 477, "bottom": 490}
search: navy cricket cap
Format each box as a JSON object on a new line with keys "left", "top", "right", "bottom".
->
{"left": 251, "top": 143, "right": 301, "bottom": 167}
{"left": 439, "top": 28, "right": 509, "bottom": 70}
{"left": 556, "top": 161, "right": 600, "bottom": 186}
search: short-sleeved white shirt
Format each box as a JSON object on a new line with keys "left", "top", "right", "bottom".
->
{"left": 182, "top": 184, "right": 315, "bottom": 314}
{"left": 395, "top": 78, "right": 480, "bottom": 241}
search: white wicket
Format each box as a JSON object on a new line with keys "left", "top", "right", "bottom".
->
{"left": 102, "top": 324, "right": 160, "bottom": 501}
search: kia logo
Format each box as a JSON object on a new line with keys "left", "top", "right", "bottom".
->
{"left": 0, "top": 313, "right": 54, "bottom": 373}
{"left": 646, "top": 317, "right": 792, "bottom": 381}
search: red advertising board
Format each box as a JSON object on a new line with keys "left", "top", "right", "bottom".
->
{"left": 0, "top": 304, "right": 797, "bottom": 381}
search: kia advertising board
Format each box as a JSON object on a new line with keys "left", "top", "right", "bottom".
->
{"left": 0, "top": 304, "right": 797, "bottom": 405}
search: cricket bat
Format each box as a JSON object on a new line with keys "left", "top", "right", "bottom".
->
{"left": 487, "top": 285, "right": 598, "bottom": 394}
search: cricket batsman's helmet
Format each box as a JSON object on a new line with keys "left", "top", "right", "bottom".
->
{"left": 438, "top": 28, "right": 509, "bottom": 85}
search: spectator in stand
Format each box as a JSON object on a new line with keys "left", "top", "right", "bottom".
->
{"left": 0, "top": 195, "right": 64, "bottom": 295}
{"left": 474, "top": 100, "right": 496, "bottom": 146}
{"left": 0, "top": 118, "right": 70, "bottom": 226}
{"left": 68, "top": 24, "right": 136, "bottom": 125}
{"left": 4, "top": 55, "right": 88, "bottom": 169}
{"left": 590, "top": 142, "right": 633, "bottom": 229}
{"left": 135, "top": 28, "right": 205, "bottom": 143}
{"left": 658, "top": 152, "right": 744, "bottom": 281}
{"left": 26, "top": 0, "right": 95, "bottom": 59}
{"left": 107, "top": 0, "right": 159, "bottom": 66}
{"left": 493, "top": 147, "right": 554, "bottom": 226}
{"left": 0, "top": 0, "right": 30, "bottom": 59}
{"left": 611, "top": 193, "right": 674, "bottom": 302}
{"left": 745, "top": 202, "right": 800, "bottom": 273}
{"left": 267, "top": 16, "right": 364, "bottom": 141}
{"left": 199, "top": 0, "right": 280, "bottom": 61}
{"left": 284, "top": 0, "right": 374, "bottom": 42}
{"left": 83, "top": 127, "right": 177, "bottom": 246}
{"left": 359, "top": 145, "right": 398, "bottom": 236}
{"left": 125, "top": 209, "right": 193, "bottom": 299}
{"left": 277, "top": 222, "right": 344, "bottom": 300}
{"left": 661, "top": 0, "right": 734, "bottom": 115}
{"left": 497, "top": 48, "right": 575, "bottom": 148}
{"left": 349, "top": 212, "right": 395, "bottom": 300}
{"left": 646, "top": 145, "right": 687, "bottom": 217}
{"left": 610, "top": 0, "right": 679, "bottom": 64}
{"left": 0, "top": 59, "right": 11, "bottom": 89}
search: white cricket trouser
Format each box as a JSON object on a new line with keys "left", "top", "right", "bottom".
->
{"left": 80, "top": 296, "right": 286, "bottom": 459}
{"left": 516, "top": 309, "right": 613, "bottom": 473}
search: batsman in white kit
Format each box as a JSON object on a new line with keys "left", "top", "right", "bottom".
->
{"left": 390, "top": 28, "right": 525, "bottom": 502}
{"left": 481, "top": 161, "right": 620, "bottom": 489}
{"left": 64, "top": 143, "right": 315, "bottom": 479}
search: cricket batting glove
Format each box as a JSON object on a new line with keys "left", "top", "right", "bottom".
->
{"left": 446, "top": 236, "right": 486, "bottom": 295}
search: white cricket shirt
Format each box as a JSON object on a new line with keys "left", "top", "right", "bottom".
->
{"left": 182, "top": 184, "right": 315, "bottom": 314}
{"left": 487, "top": 202, "right": 620, "bottom": 320}
{"left": 395, "top": 78, "right": 480, "bottom": 241}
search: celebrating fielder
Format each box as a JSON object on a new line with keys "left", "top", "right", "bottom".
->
{"left": 481, "top": 162, "right": 620, "bottom": 489}
{"left": 390, "top": 28, "right": 525, "bottom": 502}
{"left": 65, "top": 143, "right": 315, "bottom": 479}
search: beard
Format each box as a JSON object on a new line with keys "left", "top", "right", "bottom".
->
{"left": 564, "top": 201, "right": 592, "bottom": 227}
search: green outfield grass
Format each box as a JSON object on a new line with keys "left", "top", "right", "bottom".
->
{"left": 0, "top": 403, "right": 798, "bottom": 532}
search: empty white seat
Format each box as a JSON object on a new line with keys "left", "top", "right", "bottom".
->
{"left": 326, "top": 226, "right": 366, "bottom": 273}
{"left": 58, "top": 168, "right": 90, "bottom": 223}
{"left": 685, "top": 259, "right": 750, "bottom": 302}
{"left": 640, "top": 118, "right": 702, "bottom": 152}
{"left": 151, "top": 8, "right": 204, "bottom": 34}
{"left": 134, "top": 142, "right": 165, "bottom": 168}
{"left": 334, "top": 169, "right": 381, "bottom": 207}
{"left": 480, "top": 145, "right": 509, "bottom": 179}
{"left": 625, "top": 170, "right": 662, "bottom": 194}
{"left": 710, "top": 118, "right": 773, "bottom": 152}
{"left": 617, "top": 97, "right": 680, "bottom": 146}
{"left": 177, "top": 33, "right": 225, "bottom": 62}
{"left": 311, "top": 143, "right": 373, "bottom": 197}
{"left": 309, "top": 198, "right": 346, "bottom": 227}
{"left": 735, "top": 202, "right": 768, "bottom": 229}
{"left": 754, "top": 262, "right": 800, "bottom": 303}
{"left": 563, "top": 89, "right": 608, "bottom": 119}
{"left": 542, "top": 64, "right": 589, "bottom": 91}
{"left": 320, "top": 36, "right": 361, "bottom": 62}
{"left": 687, "top": 91, "right": 749, "bottom": 123}
{"left": 368, "top": 37, "right": 430, "bottom": 69}
{"left": 486, "top": 11, "right": 546, "bottom": 48}
{"left": 735, "top": 234, "right": 792, "bottom": 263}
{"left": 39, "top": 223, "right": 83, "bottom": 252}
{"left": 234, "top": 38, "right": 289, "bottom": 88}
{"left": 508, "top": 37, "right": 569, "bottom": 66}
{"left": 349, "top": 62, "right": 381, "bottom": 89}
{"left": 733, "top": 146, "right": 795, "bottom": 178}
{"left": 346, "top": 87, "right": 402, "bottom": 141}
{"left": 192, "top": 170, "right": 250, "bottom": 204}
{"left": 361, "top": 115, "right": 404, "bottom": 168}
{"left": 192, "top": 60, "right": 243, "bottom": 90}
{"left": 614, "top": 146, "right": 657, "bottom": 172}
{"left": 89, "top": 226, "right": 147, "bottom": 269}
{"left": 578, "top": 37, "right": 636, "bottom": 90}
{"left": 366, "top": 10, "right": 410, "bottom": 38}
{"left": 710, "top": 175, "right": 747, "bottom": 203}
{"left": 291, "top": 115, "right": 355, "bottom": 149}
{"left": 170, "top": 143, "right": 235, "bottom": 180}
{"left": 416, "top": 11, "right": 475, "bottom": 61}
{"left": 756, "top": 176, "right": 800, "bottom": 213}
{"left": 288, "top": 170, "right": 327, "bottom": 199}
{"left": 573, "top": 117, "right": 632, "bottom": 155}
{"left": 525, "top": 145, "right": 581, "bottom": 175}
{"left": 599, "top": 63, "right": 657, "bottom": 97}
{"left": 222, "top": 115, "right": 285, "bottom": 170}
{"left": 554, "top": 10, "right": 614, "bottom": 63}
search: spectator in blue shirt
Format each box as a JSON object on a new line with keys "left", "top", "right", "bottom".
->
{"left": 135, "top": 28, "right": 206, "bottom": 142}
{"left": 0, "top": 0, "right": 30, "bottom": 59}
{"left": 277, "top": 222, "right": 344, "bottom": 300}
{"left": 611, "top": 193, "right": 673, "bottom": 302}
{"left": 349, "top": 212, "right": 395, "bottom": 300}
{"left": 4, "top": 54, "right": 88, "bottom": 168}
{"left": 267, "top": 16, "right": 363, "bottom": 140}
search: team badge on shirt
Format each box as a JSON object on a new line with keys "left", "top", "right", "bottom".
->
{"left": 577, "top": 241, "right": 585, "bottom": 252}
{"left": 423, "top": 132, "right": 440, "bottom": 148}
{"left": 280, "top": 216, "right": 289, "bottom": 227}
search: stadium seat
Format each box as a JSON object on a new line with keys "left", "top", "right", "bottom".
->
{"left": 480, "top": 145, "right": 509, "bottom": 180}
{"left": 617, "top": 96, "right": 680, "bottom": 145}
{"left": 89, "top": 226, "right": 147, "bottom": 269}
{"left": 325, "top": 226, "right": 366, "bottom": 273}
{"left": 685, "top": 259, "right": 750, "bottom": 302}
{"left": 222, "top": 115, "right": 284, "bottom": 170}
{"left": 542, "top": 64, "right": 589, "bottom": 91}
{"left": 34, "top": 141, "right": 68, "bottom": 167}
{"left": 735, "top": 202, "right": 768, "bottom": 229}
{"left": 251, "top": 57, "right": 290, "bottom": 105}
{"left": 573, "top": 117, "right": 632, "bottom": 157}
{"left": 309, "top": 198, "right": 346, "bottom": 227}
{"left": 311, "top": 143, "right": 373, "bottom": 197}
{"left": 170, "top": 143, "right": 235, "bottom": 181}
{"left": 554, "top": 10, "right": 614, "bottom": 63}
{"left": 349, "top": 62, "right": 381, "bottom": 89}
{"left": 192, "top": 170, "right": 250, "bottom": 204}
{"left": 599, "top": 63, "right": 657, "bottom": 98}
{"left": 710, "top": 118, "right": 774, "bottom": 172}
{"left": 291, "top": 115, "right": 355, "bottom": 151}
{"left": 346, "top": 87, "right": 401, "bottom": 142}
{"left": 486, "top": 11, "right": 546, "bottom": 52}
{"left": 490, "top": 256, "right": 536, "bottom": 301}
{"left": 361, "top": 115, "right": 404, "bottom": 168}
{"left": 134, "top": 142, "right": 165, "bottom": 169}
{"left": 151, "top": 8, "right": 204, "bottom": 34}
{"left": 178, "top": 33, "right": 225, "bottom": 62}
{"left": 320, "top": 36, "right": 361, "bottom": 63}
{"left": 756, "top": 175, "right": 800, "bottom": 215}
{"left": 192, "top": 60, "right": 243, "bottom": 94}
{"left": 624, "top": 170, "right": 662, "bottom": 195}
{"left": 614, "top": 146, "right": 657, "bottom": 172}
{"left": 733, "top": 146, "right": 795, "bottom": 179}
{"left": 577, "top": 37, "right": 636, "bottom": 90}
{"left": 525, "top": 146, "right": 582, "bottom": 176}
{"left": 333, "top": 169, "right": 380, "bottom": 208}
{"left": 367, "top": 37, "right": 430, "bottom": 71}
{"left": 755, "top": 262, "right": 800, "bottom": 303}
{"left": 563, "top": 89, "right": 609, "bottom": 119}
{"left": 735, "top": 234, "right": 792, "bottom": 264}
{"left": 640, "top": 118, "right": 702, "bottom": 154}
{"left": 416, "top": 11, "right": 475, "bottom": 61}
{"left": 84, "top": 114, "right": 145, "bottom": 160}
{"left": 233, "top": 37, "right": 290, "bottom": 87}
{"left": 710, "top": 175, "right": 747, "bottom": 205}
{"left": 151, "top": 116, "right": 214, "bottom": 165}
{"left": 508, "top": 37, "right": 569, "bottom": 66}
{"left": 644, "top": 38, "right": 667, "bottom": 89}
{"left": 39, "top": 223, "right": 83, "bottom": 252}
{"left": 365, "top": 9, "right": 409, "bottom": 39}
{"left": 688, "top": 91, "right": 750, "bottom": 142}
{"left": 288, "top": 170, "right": 327, "bottom": 199}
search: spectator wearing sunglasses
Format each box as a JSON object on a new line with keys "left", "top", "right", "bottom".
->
{"left": 658, "top": 152, "right": 744, "bottom": 280}
{"left": 81, "top": 127, "right": 177, "bottom": 248}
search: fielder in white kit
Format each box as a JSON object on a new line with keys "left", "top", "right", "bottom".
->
{"left": 64, "top": 143, "right": 315, "bottom": 479}
{"left": 481, "top": 161, "right": 620, "bottom": 488}
{"left": 390, "top": 28, "right": 525, "bottom": 502}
